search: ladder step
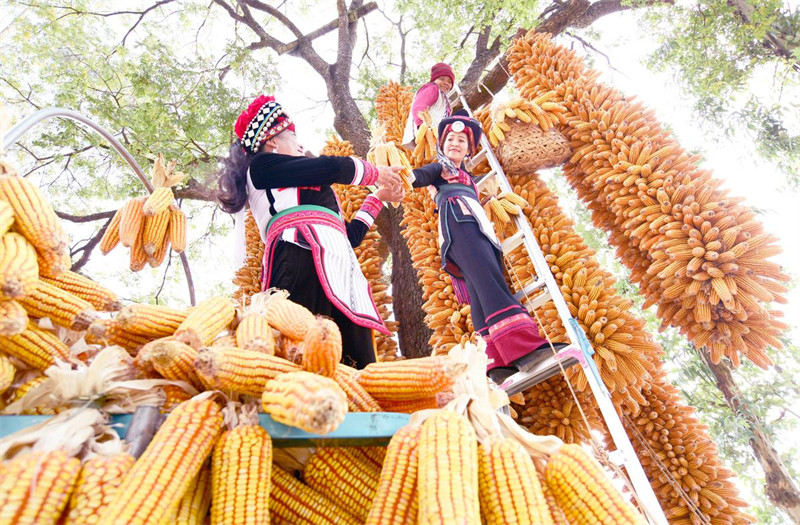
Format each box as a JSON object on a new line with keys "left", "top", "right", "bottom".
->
{"left": 498, "top": 345, "right": 583, "bottom": 396}
{"left": 467, "top": 148, "right": 488, "bottom": 170}
{"left": 521, "top": 290, "right": 552, "bottom": 312}
{"left": 501, "top": 230, "right": 525, "bottom": 253}
{"left": 475, "top": 169, "right": 497, "bottom": 192}
{"left": 512, "top": 279, "right": 547, "bottom": 302}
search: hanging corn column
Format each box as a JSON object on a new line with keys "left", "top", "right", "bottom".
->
{"left": 232, "top": 210, "right": 265, "bottom": 307}
{"left": 507, "top": 31, "right": 788, "bottom": 369}
{"left": 374, "top": 82, "right": 473, "bottom": 353}
{"left": 503, "top": 170, "right": 750, "bottom": 523}
{"left": 322, "top": 135, "right": 399, "bottom": 361}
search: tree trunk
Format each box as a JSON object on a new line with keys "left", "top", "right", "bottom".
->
{"left": 699, "top": 350, "right": 800, "bottom": 523}
{"left": 376, "top": 206, "right": 432, "bottom": 358}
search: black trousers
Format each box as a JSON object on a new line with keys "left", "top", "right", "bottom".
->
{"left": 269, "top": 241, "right": 377, "bottom": 369}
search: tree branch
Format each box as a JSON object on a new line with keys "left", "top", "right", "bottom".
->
{"left": 461, "top": 0, "right": 675, "bottom": 111}
{"left": 70, "top": 218, "right": 111, "bottom": 272}
{"left": 57, "top": 210, "right": 116, "bottom": 223}
{"left": 173, "top": 178, "right": 218, "bottom": 202}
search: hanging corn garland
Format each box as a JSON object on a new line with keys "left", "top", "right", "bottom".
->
{"left": 231, "top": 210, "right": 264, "bottom": 307}
{"left": 321, "top": 136, "right": 399, "bottom": 361}
{"left": 98, "top": 154, "right": 188, "bottom": 271}
{"left": 376, "top": 81, "right": 414, "bottom": 145}
{"left": 508, "top": 31, "right": 788, "bottom": 369}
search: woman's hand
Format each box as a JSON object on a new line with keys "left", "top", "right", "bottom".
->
{"left": 373, "top": 185, "right": 405, "bottom": 203}
{"left": 376, "top": 165, "right": 403, "bottom": 189}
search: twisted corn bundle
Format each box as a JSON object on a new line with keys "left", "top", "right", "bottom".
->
{"left": 508, "top": 31, "right": 787, "bottom": 368}
{"left": 376, "top": 81, "right": 414, "bottom": 144}
{"left": 324, "top": 136, "right": 399, "bottom": 361}
{"left": 232, "top": 210, "right": 265, "bottom": 307}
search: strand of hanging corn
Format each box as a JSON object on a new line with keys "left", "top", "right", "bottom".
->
{"left": 508, "top": 32, "right": 788, "bottom": 369}
{"left": 500, "top": 171, "right": 750, "bottom": 523}
{"left": 376, "top": 81, "right": 414, "bottom": 145}
{"left": 98, "top": 154, "right": 188, "bottom": 272}
{"left": 374, "top": 82, "right": 474, "bottom": 354}
{"left": 321, "top": 135, "right": 399, "bottom": 361}
{"left": 231, "top": 210, "right": 264, "bottom": 307}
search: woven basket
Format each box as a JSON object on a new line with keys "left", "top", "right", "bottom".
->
{"left": 495, "top": 120, "right": 572, "bottom": 174}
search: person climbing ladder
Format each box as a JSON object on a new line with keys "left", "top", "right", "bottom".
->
{"left": 410, "top": 110, "right": 563, "bottom": 383}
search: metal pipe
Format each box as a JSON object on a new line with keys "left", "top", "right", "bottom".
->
{"left": 3, "top": 108, "right": 198, "bottom": 305}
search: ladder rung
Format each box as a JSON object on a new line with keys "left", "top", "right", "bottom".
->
{"left": 501, "top": 230, "right": 525, "bottom": 253}
{"left": 498, "top": 345, "right": 583, "bottom": 396}
{"left": 512, "top": 279, "right": 547, "bottom": 302}
{"left": 522, "top": 290, "right": 552, "bottom": 311}
{"left": 475, "top": 170, "right": 496, "bottom": 191}
{"left": 467, "top": 148, "right": 487, "bottom": 170}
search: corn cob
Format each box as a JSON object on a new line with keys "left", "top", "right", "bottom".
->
{"left": 379, "top": 393, "right": 454, "bottom": 413}
{"left": 195, "top": 346, "right": 300, "bottom": 396}
{"left": 301, "top": 316, "right": 342, "bottom": 377}
{"left": 211, "top": 416, "right": 272, "bottom": 524}
{"left": 210, "top": 334, "right": 237, "bottom": 347}
{"left": 261, "top": 371, "right": 348, "bottom": 434}
{"left": 478, "top": 436, "right": 553, "bottom": 525}
{"left": 143, "top": 186, "right": 174, "bottom": 216}
{"left": 96, "top": 396, "right": 223, "bottom": 525}
{"left": 129, "top": 228, "right": 148, "bottom": 272}
{"left": 18, "top": 280, "right": 98, "bottom": 331}
{"left": 161, "top": 383, "right": 194, "bottom": 411}
{"left": 41, "top": 270, "right": 121, "bottom": 311}
{"left": 0, "top": 231, "right": 39, "bottom": 299}
{"left": 545, "top": 444, "right": 645, "bottom": 524}
{"left": 0, "top": 450, "right": 81, "bottom": 525}
{"left": 0, "top": 175, "right": 71, "bottom": 277}
{"left": 264, "top": 290, "right": 315, "bottom": 340}
{"left": 232, "top": 211, "right": 264, "bottom": 307}
{"left": 118, "top": 197, "right": 146, "bottom": 248}
{"left": 65, "top": 453, "right": 136, "bottom": 525}
{"left": 116, "top": 303, "right": 189, "bottom": 338}
{"left": 4, "top": 375, "right": 59, "bottom": 414}
{"left": 418, "top": 410, "right": 480, "bottom": 525}
{"left": 0, "top": 298, "right": 27, "bottom": 336}
{"left": 168, "top": 204, "right": 187, "bottom": 253}
{"left": 141, "top": 207, "right": 171, "bottom": 257}
{"left": 147, "top": 229, "right": 171, "bottom": 267}
{"left": 99, "top": 207, "right": 122, "bottom": 255}
{"left": 167, "top": 462, "right": 212, "bottom": 525}
{"left": 356, "top": 355, "right": 467, "bottom": 402}
{"left": 148, "top": 339, "right": 203, "bottom": 389}
{"left": 86, "top": 319, "right": 152, "bottom": 354}
{"left": 174, "top": 296, "right": 236, "bottom": 348}
{"left": 355, "top": 446, "right": 388, "bottom": 470}
{"left": 304, "top": 447, "right": 381, "bottom": 521}
{"left": 0, "top": 200, "right": 13, "bottom": 234}
{"left": 270, "top": 464, "right": 361, "bottom": 525}
{"left": 235, "top": 312, "right": 275, "bottom": 354}
{"left": 365, "top": 424, "right": 420, "bottom": 525}
{"left": 0, "top": 353, "right": 15, "bottom": 396}
{"left": 0, "top": 321, "right": 71, "bottom": 369}
{"left": 535, "top": 458, "right": 570, "bottom": 525}
{"left": 333, "top": 364, "right": 382, "bottom": 412}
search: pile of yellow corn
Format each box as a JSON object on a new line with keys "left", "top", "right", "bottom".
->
{"left": 410, "top": 110, "right": 439, "bottom": 166}
{"left": 99, "top": 154, "right": 188, "bottom": 272}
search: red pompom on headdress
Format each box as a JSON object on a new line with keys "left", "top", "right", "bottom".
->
{"left": 234, "top": 95, "right": 295, "bottom": 155}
